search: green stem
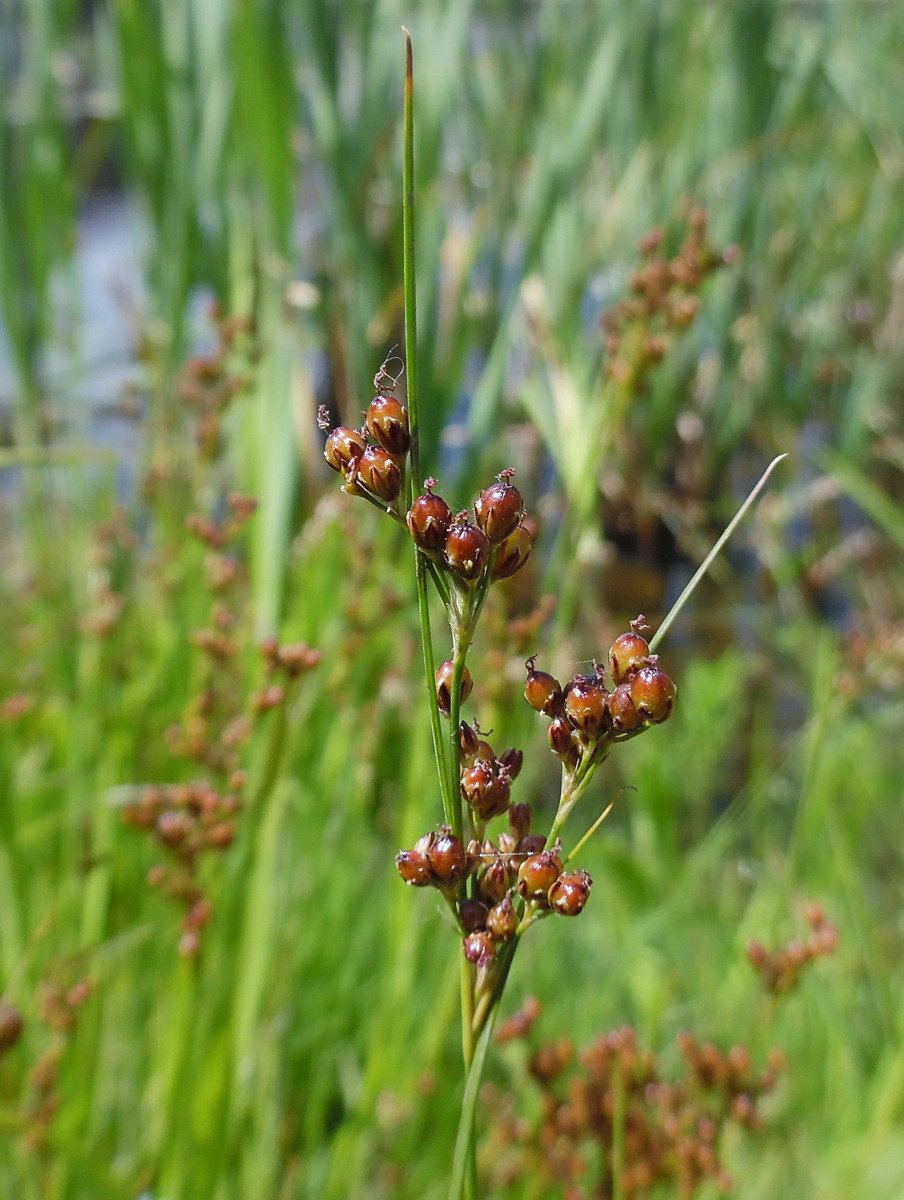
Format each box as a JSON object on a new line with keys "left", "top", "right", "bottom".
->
{"left": 401, "top": 27, "right": 419, "bottom": 503}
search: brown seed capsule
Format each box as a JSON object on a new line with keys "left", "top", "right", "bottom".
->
{"left": 463, "top": 931, "right": 497, "bottom": 966}
{"left": 608, "top": 631, "right": 651, "bottom": 685}
{"left": 475, "top": 475, "right": 524, "bottom": 543}
{"left": 435, "top": 661, "right": 473, "bottom": 717}
{"left": 518, "top": 850, "right": 563, "bottom": 901}
{"left": 366, "top": 394, "right": 410, "bottom": 455}
{"left": 548, "top": 870, "right": 593, "bottom": 916}
{"left": 563, "top": 675, "right": 609, "bottom": 740}
{"left": 356, "top": 445, "right": 402, "bottom": 502}
{"left": 459, "top": 721, "right": 481, "bottom": 763}
{"left": 492, "top": 524, "right": 532, "bottom": 580}
{"left": 630, "top": 665, "right": 677, "bottom": 723}
{"left": 498, "top": 748, "right": 524, "bottom": 781}
{"left": 324, "top": 426, "right": 367, "bottom": 473}
{"left": 547, "top": 716, "right": 575, "bottom": 759}
{"left": 407, "top": 490, "right": 452, "bottom": 552}
{"left": 445, "top": 515, "right": 490, "bottom": 580}
{"left": 508, "top": 802, "right": 532, "bottom": 841}
{"left": 524, "top": 657, "right": 564, "bottom": 717}
{"left": 607, "top": 683, "right": 643, "bottom": 733}
{"left": 486, "top": 894, "right": 518, "bottom": 941}
{"left": 0, "top": 1003, "right": 24, "bottom": 1053}
{"left": 426, "top": 830, "right": 468, "bottom": 888}
{"left": 156, "top": 810, "right": 195, "bottom": 848}
{"left": 458, "top": 897, "right": 489, "bottom": 933}
{"left": 396, "top": 849, "right": 432, "bottom": 888}
{"left": 478, "top": 855, "right": 514, "bottom": 905}
{"left": 461, "top": 760, "right": 511, "bottom": 821}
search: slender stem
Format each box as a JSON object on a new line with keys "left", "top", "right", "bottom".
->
{"left": 449, "top": 987, "right": 504, "bottom": 1200}
{"left": 401, "top": 28, "right": 419, "bottom": 504}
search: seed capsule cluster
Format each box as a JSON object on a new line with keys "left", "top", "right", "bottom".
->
{"left": 746, "top": 903, "right": 838, "bottom": 995}
{"left": 525, "top": 616, "right": 677, "bottom": 769}
{"left": 321, "top": 390, "right": 410, "bottom": 505}
{"left": 488, "top": 1006, "right": 783, "bottom": 1200}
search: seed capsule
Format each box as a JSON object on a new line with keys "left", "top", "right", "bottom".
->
{"left": 365, "top": 394, "right": 410, "bottom": 455}
{"left": 324, "top": 426, "right": 367, "bottom": 473}
{"left": 426, "top": 830, "right": 468, "bottom": 888}
{"left": 0, "top": 1003, "right": 24, "bottom": 1052}
{"left": 356, "top": 445, "right": 402, "bottom": 502}
{"left": 607, "top": 683, "right": 643, "bottom": 733}
{"left": 517, "top": 850, "right": 563, "bottom": 901}
{"left": 458, "top": 898, "right": 489, "bottom": 933}
{"left": 461, "top": 759, "right": 511, "bottom": 821}
{"left": 396, "top": 849, "right": 433, "bottom": 887}
{"left": 498, "top": 747, "right": 524, "bottom": 781}
{"left": 435, "top": 661, "right": 473, "bottom": 717}
{"left": 524, "top": 657, "right": 564, "bottom": 717}
{"left": 407, "top": 489, "right": 452, "bottom": 552}
{"left": 548, "top": 870, "right": 593, "bottom": 916}
{"left": 630, "top": 665, "right": 677, "bottom": 724}
{"left": 486, "top": 895, "right": 518, "bottom": 941}
{"left": 609, "top": 631, "right": 651, "bottom": 685}
{"left": 492, "top": 524, "right": 532, "bottom": 579}
{"left": 547, "top": 716, "right": 575, "bottom": 759}
{"left": 463, "top": 931, "right": 497, "bottom": 966}
{"left": 508, "top": 802, "right": 532, "bottom": 841}
{"left": 475, "top": 475, "right": 524, "bottom": 543}
{"left": 563, "top": 675, "right": 609, "bottom": 740}
{"left": 478, "top": 855, "right": 514, "bottom": 905}
{"left": 445, "top": 515, "right": 490, "bottom": 580}
{"left": 459, "top": 721, "right": 481, "bottom": 763}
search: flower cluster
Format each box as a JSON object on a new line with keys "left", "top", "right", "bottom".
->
{"left": 746, "top": 903, "right": 837, "bottom": 995}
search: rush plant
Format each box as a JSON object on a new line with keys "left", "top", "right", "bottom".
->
{"left": 319, "top": 32, "right": 783, "bottom": 1200}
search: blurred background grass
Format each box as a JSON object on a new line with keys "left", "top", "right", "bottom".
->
{"left": 1, "top": 1, "right": 903, "bottom": 1197}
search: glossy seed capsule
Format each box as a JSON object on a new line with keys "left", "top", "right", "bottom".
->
{"left": 492, "top": 524, "right": 532, "bottom": 580}
{"left": 426, "top": 830, "right": 468, "bottom": 888}
{"left": 407, "top": 490, "right": 452, "bottom": 552}
{"left": 396, "top": 849, "right": 433, "bottom": 887}
{"left": 486, "top": 895, "right": 518, "bottom": 941}
{"left": 608, "top": 631, "right": 650, "bottom": 684}
{"left": 563, "top": 675, "right": 608, "bottom": 740}
{"left": 356, "top": 445, "right": 402, "bottom": 502}
{"left": 366, "top": 394, "right": 410, "bottom": 455}
{"left": 524, "top": 657, "right": 564, "bottom": 717}
{"left": 463, "top": 931, "right": 497, "bottom": 966}
{"left": 435, "top": 661, "right": 473, "bottom": 717}
{"left": 324, "top": 426, "right": 367, "bottom": 473}
{"left": 548, "top": 870, "right": 592, "bottom": 916}
{"left": 607, "top": 683, "right": 643, "bottom": 733}
{"left": 517, "top": 850, "right": 563, "bottom": 901}
{"left": 475, "top": 476, "right": 524, "bottom": 543}
{"left": 445, "top": 517, "right": 490, "bottom": 580}
{"left": 630, "top": 665, "right": 677, "bottom": 724}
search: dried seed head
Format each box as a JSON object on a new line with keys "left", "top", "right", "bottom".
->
{"left": 563, "top": 675, "right": 609, "bottom": 740}
{"left": 630, "top": 665, "right": 677, "bottom": 723}
{"left": 498, "top": 747, "right": 524, "bottom": 781}
{"left": 548, "top": 869, "right": 593, "bottom": 916}
{"left": 517, "top": 850, "right": 563, "bottom": 901}
{"left": 474, "top": 472, "right": 525, "bottom": 543}
{"left": 459, "top": 721, "right": 481, "bottom": 763}
{"left": 435, "top": 661, "right": 473, "bottom": 717}
{"left": 407, "top": 490, "right": 452, "bottom": 552}
{"left": 507, "top": 802, "right": 533, "bottom": 841}
{"left": 478, "top": 855, "right": 515, "bottom": 905}
{"left": 524, "top": 656, "right": 564, "bottom": 717}
{"left": 426, "top": 829, "right": 468, "bottom": 888}
{"left": 445, "top": 515, "right": 490, "bottom": 580}
{"left": 324, "top": 426, "right": 367, "bottom": 474}
{"left": 608, "top": 630, "right": 651, "bottom": 685}
{"left": 492, "top": 524, "right": 532, "bottom": 580}
{"left": 356, "top": 445, "right": 403, "bottom": 502}
{"left": 461, "top": 759, "right": 511, "bottom": 821}
{"left": 366, "top": 394, "right": 410, "bottom": 455}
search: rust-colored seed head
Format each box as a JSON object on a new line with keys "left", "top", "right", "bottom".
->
{"left": 366, "top": 394, "right": 410, "bottom": 455}
{"left": 396, "top": 849, "right": 433, "bottom": 887}
{"left": 630, "top": 665, "right": 677, "bottom": 723}
{"left": 407, "top": 491, "right": 452, "bottom": 552}
{"left": 475, "top": 477, "right": 525, "bottom": 543}
{"left": 324, "top": 426, "right": 367, "bottom": 473}
{"left": 608, "top": 682, "right": 642, "bottom": 733}
{"left": 458, "top": 897, "right": 489, "bottom": 933}
{"left": 492, "top": 524, "right": 532, "bottom": 580}
{"left": 461, "top": 759, "right": 511, "bottom": 821}
{"left": 498, "top": 747, "right": 524, "bottom": 781}
{"left": 518, "top": 850, "right": 563, "bottom": 901}
{"left": 463, "top": 931, "right": 497, "bottom": 967}
{"left": 564, "top": 675, "right": 609, "bottom": 740}
{"left": 445, "top": 517, "right": 490, "bottom": 580}
{"left": 486, "top": 894, "right": 518, "bottom": 941}
{"left": 435, "top": 661, "right": 473, "bottom": 717}
{"left": 459, "top": 721, "right": 481, "bottom": 762}
{"left": 548, "top": 870, "right": 593, "bottom": 916}
{"left": 356, "top": 445, "right": 403, "bottom": 502}
{"left": 478, "top": 855, "right": 514, "bottom": 905}
{"left": 524, "top": 657, "right": 564, "bottom": 716}
{"left": 608, "top": 631, "right": 651, "bottom": 685}
{"left": 426, "top": 830, "right": 468, "bottom": 888}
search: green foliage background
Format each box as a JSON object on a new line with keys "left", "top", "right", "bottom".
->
{"left": 1, "top": 1, "right": 903, "bottom": 1197}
